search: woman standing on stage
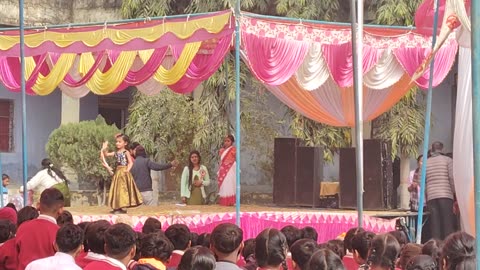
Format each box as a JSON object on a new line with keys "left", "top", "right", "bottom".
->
{"left": 101, "top": 133, "right": 143, "bottom": 214}
{"left": 180, "top": 150, "right": 211, "bottom": 205}
{"left": 217, "top": 134, "right": 236, "bottom": 206}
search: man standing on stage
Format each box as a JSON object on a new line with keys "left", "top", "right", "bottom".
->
{"left": 425, "top": 141, "right": 456, "bottom": 240}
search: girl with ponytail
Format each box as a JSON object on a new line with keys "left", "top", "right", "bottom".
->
{"left": 367, "top": 234, "right": 401, "bottom": 270}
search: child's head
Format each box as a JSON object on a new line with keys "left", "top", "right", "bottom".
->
{"left": 140, "top": 232, "right": 174, "bottom": 263}
{"left": 77, "top": 221, "right": 91, "bottom": 252}
{"left": 190, "top": 232, "right": 199, "bottom": 246}
{"left": 281, "top": 225, "right": 303, "bottom": 249}
{"left": 134, "top": 232, "right": 144, "bottom": 261}
{"left": 55, "top": 223, "right": 84, "bottom": 256}
{"left": 405, "top": 254, "right": 437, "bottom": 270}
{"left": 242, "top": 238, "right": 256, "bottom": 263}
{"left": 301, "top": 226, "right": 318, "bottom": 242}
{"left": 142, "top": 217, "right": 162, "bottom": 234}
{"left": 344, "top": 227, "right": 365, "bottom": 254}
{"left": 255, "top": 228, "right": 288, "bottom": 268}
{"left": 177, "top": 246, "right": 216, "bottom": 270}
{"left": 56, "top": 210, "right": 73, "bottom": 226}
{"left": 0, "top": 207, "right": 17, "bottom": 225}
{"left": 421, "top": 239, "right": 443, "bottom": 268}
{"left": 2, "top": 174, "right": 9, "bottom": 187}
{"left": 290, "top": 239, "right": 319, "bottom": 270}
{"left": 165, "top": 224, "right": 191, "bottom": 251}
{"left": 197, "top": 233, "right": 211, "bottom": 248}
{"left": 210, "top": 223, "right": 243, "bottom": 258}
{"left": 351, "top": 231, "right": 376, "bottom": 264}
{"left": 388, "top": 230, "right": 408, "bottom": 248}
{"left": 17, "top": 206, "right": 39, "bottom": 227}
{"left": 38, "top": 188, "right": 65, "bottom": 218}
{"left": 115, "top": 134, "right": 131, "bottom": 150}
{"left": 0, "top": 219, "right": 16, "bottom": 243}
{"left": 306, "top": 249, "right": 345, "bottom": 270}
{"left": 327, "top": 239, "right": 346, "bottom": 259}
{"left": 441, "top": 231, "right": 475, "bottom": 270}
{"left": 85, "top": 220, "right": 111, "bottom": 254}
{"left": 104, "top": 223, "right": 137, "bottom": 261}
{"left": 367, "top": 233, "right": 401, "bottom": 270}
{"left": 397, "top": 243, "right": 423, "bottom": 270}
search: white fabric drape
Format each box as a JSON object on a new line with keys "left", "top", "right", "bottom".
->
{"left": 364, "top": 49, "right": 405, "bottom": 90}
{"left": 295, "top": 43, "right": 330, "bottom": 91}
{"left": 453, "top": 47, "right": 475, "bottom": 235}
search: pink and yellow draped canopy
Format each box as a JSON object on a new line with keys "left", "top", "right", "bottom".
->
{"left": 0, "top": 10, "right": 458, "bottom": 127}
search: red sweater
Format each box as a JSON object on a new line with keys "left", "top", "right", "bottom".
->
{"left": 15, "top": 216, "right": 59, "bottom": 270}
{"left": 0, "top": 238, "right": 17, "bottom": 270}
{"left": 84, "top": 260, "right": 125, "bottom": 270}
{"left": 166, "top": 251, "right": 183, "bottom": 269}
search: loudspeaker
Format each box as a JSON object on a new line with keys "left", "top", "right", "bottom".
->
{"left": 273, "top": 138, "right": 303, "bottom": 206}
{"left": 295, "top": 146, "right": 323, "bottom": 207}
{"left": 339, "top": 139, "right": 394, "bottom": 210}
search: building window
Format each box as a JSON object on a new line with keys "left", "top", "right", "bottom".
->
{"left": 0, "top": 99, "right": 13, "bottom": 152}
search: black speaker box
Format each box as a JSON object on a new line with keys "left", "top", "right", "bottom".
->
{"left": 339, "top": 139, "right": 394, "bottom": 210}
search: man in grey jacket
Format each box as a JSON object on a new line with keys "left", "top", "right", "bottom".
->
{"left": 130, "top": 145, "right": 178, "bottom": 206}
{"left": 425, "top": 141, "right": 456, "bottom": 240}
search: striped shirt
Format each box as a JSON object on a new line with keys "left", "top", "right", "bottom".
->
{"left": 425, "top": 154, "right": 455, "bottom": 201}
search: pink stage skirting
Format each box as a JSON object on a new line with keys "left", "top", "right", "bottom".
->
{"left": 73, "top": 211, "right": 396, "bottom": 242}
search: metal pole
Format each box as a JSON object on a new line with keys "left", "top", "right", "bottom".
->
{"left": 416, "top": 0, "right": 441, "bottom": 244}
{"left": 351, "top": 0, "right": 364, "bottom": 228}
{"left": 19, "top": 0, "right": 28, "bottom": 207}
{"left": 0, "top": 154, "right": 4, "bottom": 207}
{"left": 234, "top": 0, "right": 242, "bottom": 226}
{"left": 470, "top": 0, "right": 480, "bottom": 263}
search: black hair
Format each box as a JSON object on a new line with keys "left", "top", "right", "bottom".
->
{"left": 405, "top": 254, "right": 437, "bottom": 270}
{"left": 388, "top": 230, "right": 408, "bottom": 247}
{"left": 187, "top": 150, "right": 202, "bottom": 191}
{"left": 140, "top": 232, "right": 174, "bottom": 262}
{"left": 226, "top": 134, "right": 235, "bottom": 143}
{"left": 56, "top": 223, "right": 84, "bottom": 253}
{"left": 397, "top": 243, "right": 423, "bottom": 270}
{"left": 352, "top": 231, "right": 376, "bottom": 261}
{"left": 142, "top": 217, "right": 162, "bottom": 234}
{"left": 134, "top": 146, "right": 147, "bottom": 158}
{"left": 1, "top": 174, "right": 9, "bottom": 180}
{"left": 0, "top": 219, "right": 16, "bottom": 243}
{"left": 17, "top": 206, "right": 39, "bottom": 227}
{"left": 85, "top": 220, "right": 111, "bottom": 254}
{"left": 367, "top": 234, "right": 401, "bottom": 270}
{"left": 242, "top": 238, "right": 256, "bottom": 261}
{"left": 190, "top": 232, "right": 199, "bottom": 247}
{"left": 327, "top": 239, "right": 346, "bottom": 259}
{"left": 441, "top": 231, "right": 476, "bottom": 270}
{"left": 133, "top": 231, "right": 144, "bottom": 261}
{"left": 281, "top": 225, "right": 303, "bottom": 248}
{"left": 77, "top": 222, "right": 91, "bottom": 252}
{"left": 177, "top": 246, "right": 216, "bottom": 270}
{"left": 255, "top": 228, "right": 288, "bottom": 268}
{"left": 306, "top": 248, "right": 346, "bottom": 270}
{"left": 344, "top": 227, "right": 365, "bottom": 254}
{"left": 39, "top": 188, "right": 65, "bottom": 213}
{"left": 41, "top": 158, "right": 68, "bottom": 183}
{"left": 211, "top": 223, "right": 243, "bottom": 254}
{"left": 115, "top": 133, "right": 131, "bottom": 150}
{"left": 56, "top": 210, "right": 73, "bottom": 226}
{"left": 301, "top": 226, "right": 318, "bottom": 242}
{"left": 421, "top": 239, "right": 443, "bottom": 268}
{"left": 104, "top": 223, "right": 137, "bottom": 259}
{"left": 290, "top": 239, "right": 319, "bottom": 270}
{"left": 197, "top": 233, "right": 211, "bottom": 248}
{"left": 130, "top": 142, "right": 140, "bottom": 153}
{"left": 165, "top": 224, "right": 191, "bottom": 250}
{"left": 5, "top": 203, "right": 16, "bottom": 213}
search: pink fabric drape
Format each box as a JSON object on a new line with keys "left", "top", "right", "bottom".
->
{"left": 0, "top": 54, "right": 49, "bottom": 94}
{"left": 51, "top": 52, "right": 105, "bottom": 87}
{"left": 169, "top": 35, "right": 232, "bottom": 94}
{"left": 393, "top": 42, "right": 458, "bottom": 89}
{"left": 415, "top": 0, "right": 446, "bottom": 36}
{"left": 322, "top": 43, "right": 383, "bottom": 88}
{"left": 242, "top": 32, "right": 309, "bottom": 85}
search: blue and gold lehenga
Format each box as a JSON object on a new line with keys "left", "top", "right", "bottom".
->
{"left": 108, "top": 151, "right": 143, "bottom": 210}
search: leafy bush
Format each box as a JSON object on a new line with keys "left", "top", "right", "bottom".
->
{"left": 46, "top": 116, "right": 119, "bottom": 190}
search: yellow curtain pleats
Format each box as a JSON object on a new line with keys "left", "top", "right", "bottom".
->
{"left": 0, "top": 12, "right": 231, "bottom": 51}
{"left": 32, "top": 53, "right": 76, "bottom": 95}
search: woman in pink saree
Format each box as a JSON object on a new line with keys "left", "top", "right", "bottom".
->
{"left": 217, "top": 135, "right": 236, "bottom": 206}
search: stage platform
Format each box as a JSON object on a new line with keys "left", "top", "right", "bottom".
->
{"left": 68, "top": 204, "right": 417, "bottom": 243}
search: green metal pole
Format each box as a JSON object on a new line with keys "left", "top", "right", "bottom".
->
{"left": 470, "top": 0, "right": 480, "bottom": 264}
{"left": 19, "top": 0, "right": 28, "bottom": 207}
{"left": 234, "top": 0, "right": 242, "bottom": 226}
{"left": 351, "top": 0, "right": 365, "bottom": 228}
{"left": 415, "top": 0, "right": 441, "bottom": 244}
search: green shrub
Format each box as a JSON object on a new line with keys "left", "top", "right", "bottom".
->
{"left": 46, "top": 115, "right": 119, "bottom": 190}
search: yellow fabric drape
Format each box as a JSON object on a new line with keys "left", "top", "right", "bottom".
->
{"left": 33, "top": 53, "right": 76, "bottom": 95}
{"left": 24, "top": 57, "right": 36, "bottom": 80}
{"left": 0, "top": 12, "right": 231, "bottom": 51}
{"left": 84, "top": 51, "right": 137, "bottom": 95}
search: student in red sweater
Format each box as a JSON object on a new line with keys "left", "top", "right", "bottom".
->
{"left": 0, "top": 206, "right": 39, "bottom": 270}
{"left": 15, "top": 188, "right": 64, "bottom": 270}
{"left": 84, "top": 223, "right": 137, "bottom": 270}
{"left": 75, "top": 220, "right": 112, "bottom": 268}
{"left": 164, "top": 224, "right": 191, "bottom": 270}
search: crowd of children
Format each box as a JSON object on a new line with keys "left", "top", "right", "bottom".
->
{"left": 0, "top": 187, "right": 476, "bottom": 270}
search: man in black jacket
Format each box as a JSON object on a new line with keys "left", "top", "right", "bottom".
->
{"left": 130, "top": 145, "right": 178, "bottom": 206}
